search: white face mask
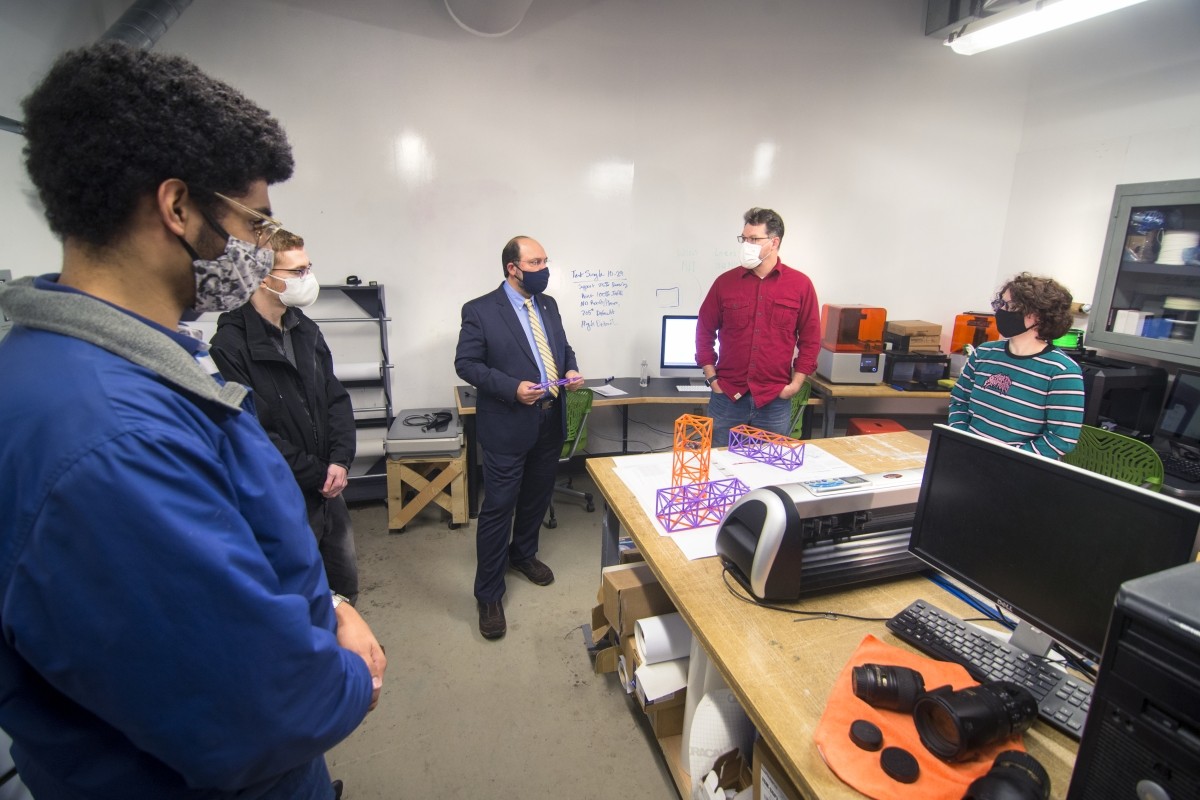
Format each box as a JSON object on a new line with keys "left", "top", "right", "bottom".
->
{"left": 739, "top": 241, "right": 763, "bottom": 269}
{"left": 266, "top": 272, "right": 320, "bottom": 307}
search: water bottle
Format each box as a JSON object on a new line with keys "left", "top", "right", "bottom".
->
{"left": 639, "top": 359, "right": 649, "bottom": 388}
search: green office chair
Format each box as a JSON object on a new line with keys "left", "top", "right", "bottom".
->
{"left": 1060, "top": 424, "right": 1164, "bottom": 492}
{"left": 545, "top": 388, "right": 595, "bottom": 529}
{"left": 787, "top": 379, "right": 813, "bottom": 439}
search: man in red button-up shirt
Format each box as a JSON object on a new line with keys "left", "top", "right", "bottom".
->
{"left": 696, "top": 207, "right": 821, "bottom": 446}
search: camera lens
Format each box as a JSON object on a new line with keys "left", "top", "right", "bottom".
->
{"left": 913, "top": 681, "right": 1038, "bottom": 762}
{"left": 851, "top": 663, "right": 926, "bottom": 713}
{"left": 963, "top": 750, "right": 1051, "bottom": 800}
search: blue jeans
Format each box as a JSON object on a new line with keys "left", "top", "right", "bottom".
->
{"left": 708, "top": 391, "right": 792, "bottom": 447}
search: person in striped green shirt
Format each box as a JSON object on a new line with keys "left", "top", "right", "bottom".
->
{"left": 949, "top": 273, "right": 1085, "bottom": 458}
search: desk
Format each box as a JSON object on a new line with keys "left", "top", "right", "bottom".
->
{"left": 455, "top": 377, "right": 822, "bottom": 517}
{"left": 586, "top": 432, "right": 1078, "bottom": 799}
{"left": 808, "top": 373, "right": 951, "bottom": 438}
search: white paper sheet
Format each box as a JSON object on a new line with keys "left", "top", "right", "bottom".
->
{"left": 612, "top": 445, "right": 860, "bottom": 559}
{"left": 591, "top": 383, "right": 628, "bottom": 397}
{"left": 635, "top": 657, "right": 689, "bottom": 704}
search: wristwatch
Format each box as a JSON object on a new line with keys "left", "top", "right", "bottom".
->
{"left": 704, "top": 375, "right": 716, "bottom": 387}
{"left": 332, "top": 593, "right": 350, "bottom": 609}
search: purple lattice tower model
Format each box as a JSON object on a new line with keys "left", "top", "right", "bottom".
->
{"left": 727, "top": 424, "right": 806, "bottom": 470}
{"left": 655, "top": 478, "right": 750, "bottom": 532}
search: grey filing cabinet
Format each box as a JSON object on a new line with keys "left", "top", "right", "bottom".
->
{"left": 311, "top": 283, "right": 394, "bottom": 502}
{"left": 1087, "top": 178, "right": 1200, "bottom": 367}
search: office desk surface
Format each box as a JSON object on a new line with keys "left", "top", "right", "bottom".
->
{"left": 587, "top": 431, "right": 1077, "bottom": 799}
{"left": 807, "top": 374, "right": 950, "bottom": 438}
{"left": 455, "top": 377, "right": 826, "bottom": 414}
{"left": 455, "top": 376, "right": 714, "bottom": 415}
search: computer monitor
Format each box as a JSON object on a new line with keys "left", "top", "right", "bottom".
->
{"left": 659, "top": 315, "right": 718, "bottom": 380}
{"left": 1155, "top": 368, "right": 1200, "bottom": 456}
{"left": 909, "top": 425, "right": 1200, "bottom": 663}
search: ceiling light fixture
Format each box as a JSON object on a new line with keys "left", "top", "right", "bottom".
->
{"left": 945, "top": 0, "right": 1150, "bottom": 55}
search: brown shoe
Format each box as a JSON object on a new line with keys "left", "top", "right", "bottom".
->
{"left": 478, "top": 600, "right": 506, "bottom": 639}
{"left": 511, "top": 557, "right": 555, "bottom": 586}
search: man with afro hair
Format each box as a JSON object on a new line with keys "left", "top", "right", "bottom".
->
{"left": 0, "top": 42, "right": 384, "bottom": 799}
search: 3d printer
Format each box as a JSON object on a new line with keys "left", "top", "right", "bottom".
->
{"left": 815, "top": 304, "right": 887, "bottom": 384}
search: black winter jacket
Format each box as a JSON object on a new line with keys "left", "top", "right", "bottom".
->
{"left": 209, "top": 304, "right": 356, "bottom": 502}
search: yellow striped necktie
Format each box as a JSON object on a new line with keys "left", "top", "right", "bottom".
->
{"left": 524, "top": 298, "right": 559, "bottom": 397}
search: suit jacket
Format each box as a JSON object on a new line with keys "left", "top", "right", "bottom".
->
{"left": 455, "top": 283, "right": 578, "bottom": 454}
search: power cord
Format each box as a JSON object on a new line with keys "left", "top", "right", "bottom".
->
{"left": 402, "top": 411, "right": 453, "bottom": 433}
{"left": 720, "top": 567, "right": 893, "bottom": 623}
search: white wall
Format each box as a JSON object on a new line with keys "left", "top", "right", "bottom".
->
{"left": 996, "top": 0, "right": 1200, "bottom": 309}
{"left": 3, "top": 0, "right": 1197, "bottom": 432}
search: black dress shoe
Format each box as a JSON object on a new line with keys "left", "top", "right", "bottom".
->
{"left": 478, "top": 600, "right": 506, "bottom": 639}
{"left": 332, "top": 779, "right": 344, "bottom": 799}
{"left": 510, "top": 557, "right": 555, "bottom": 586}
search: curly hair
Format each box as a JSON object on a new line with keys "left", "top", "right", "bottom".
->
{"left": 999, "top": 273, "right": 1075, "bottom": 341}
{"left": 21, "top": 41, "right": 294, "bottom": 247}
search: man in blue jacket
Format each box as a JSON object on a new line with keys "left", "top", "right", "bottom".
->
{"left": 0, "top": 42, "right": 385, "bottom": 799}
{"left": 455, "top": 236, "right": 583, "bottom": 639}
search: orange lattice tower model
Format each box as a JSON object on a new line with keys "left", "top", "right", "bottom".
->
{"left": 672, "top": 414, "right": 712, "bottom": 487}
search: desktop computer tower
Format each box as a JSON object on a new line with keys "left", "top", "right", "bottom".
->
{"left": 1066, "top": 562, "right": 1200, "bottom": 799}
{"left": 1073, "top": 355, "right": 1166, "bottom": 442}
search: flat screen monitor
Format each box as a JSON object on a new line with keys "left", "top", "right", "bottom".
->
{"left": 659, "top": 315, "right": 718, "bottom": 379}
{"left": 909, "top": 425, "right": 1200, "bottom": 663}
{"left": 1156, "top": 368, "right": 1200, "bottom": 454}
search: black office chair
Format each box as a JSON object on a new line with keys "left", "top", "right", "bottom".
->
{"left": 545, "top": 388, "right": 595, "bottom": 529}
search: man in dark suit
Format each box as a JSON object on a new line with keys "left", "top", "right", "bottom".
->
{"left": 455, "top": 235, "right": 583, "bottom": 640}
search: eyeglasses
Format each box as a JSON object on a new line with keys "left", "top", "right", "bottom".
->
{"left": 213, "top": 192, "right": 284, "bottom": 248}
{"left": 519, "top": 258, "right": 550, "bottom": 268}
{"left": 273, "top": 264, "right": 313, "bottom": 278}
{"left": 991, "top": 297, "right": 1021, "bottom": 313}
{"left": 736, "top": 235, "right": 772, "bottom": 244}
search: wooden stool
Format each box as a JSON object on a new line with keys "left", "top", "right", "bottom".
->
{"left": 386, "top": 447, "right": 468, "bottom": 531}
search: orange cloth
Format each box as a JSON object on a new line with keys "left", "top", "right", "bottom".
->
{"left": 813, "top": 634, "right": 1027, "bottom": 799}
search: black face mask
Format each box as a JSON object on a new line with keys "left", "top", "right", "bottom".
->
{"left": 994, "top": 309, "right": 1030, "bottom": 338}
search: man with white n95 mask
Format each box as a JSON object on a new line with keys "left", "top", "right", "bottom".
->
{"left": 211, "top": 231, "right": 361, "bottom": 605}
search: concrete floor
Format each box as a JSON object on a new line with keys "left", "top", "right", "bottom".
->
{"left": 327, "top": 473, "right": 678, "bottom": 799}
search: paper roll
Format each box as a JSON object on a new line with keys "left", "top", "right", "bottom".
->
{"left": 681, "top": 637, "right": 729, "bottom": 776}
{"left": 334, "top": 361, "right": 382, "bottom": 381}
{"left": 635, "top": 612, "right": 693, "bottom": 665}
{"left": 355, "top": 437, "right": 386, "bottom": 460}
{"left": 686, "top": 687, "right": 755, "bottom": 785}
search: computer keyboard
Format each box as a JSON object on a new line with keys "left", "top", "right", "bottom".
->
{"left": 675, "top": 384, "right": 711, "bottom": 392}
{"left": 886, "top": 599, "right": 1092, "bottom": 740}
{"left": 1162, "top": 454, "right": 1200, "bottom": 483}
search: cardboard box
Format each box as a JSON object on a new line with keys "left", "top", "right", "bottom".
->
{"left": 600, "top": 562, "right": 675, "bottom": 638}
{"left": 588, "top": 604, "right": 619, "bottom": 674}
{"left": 753, "top": 738, "right": 803, "bottom": 800}
{"left": 884, "top": 331, "right": 942, "bottom": 353}
{"left": 886, "top": 319, "right": 941, "bottom": 337}
{"left": 648, "top": 701, "right": 685, "bottom": 739}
